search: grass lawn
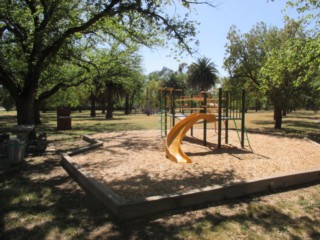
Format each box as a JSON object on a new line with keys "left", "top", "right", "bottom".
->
{"left": 0, "top": 109, "right": 319, "bottom": 239}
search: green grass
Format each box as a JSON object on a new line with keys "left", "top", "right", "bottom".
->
{"left": 245, "top": 110, "right": 320, "bottom": 142}
{"left": 0, "top": 109, "right": 319, "bottom": 239}
{"left": 0, "top": 110, "right": 159, "bottom": 153}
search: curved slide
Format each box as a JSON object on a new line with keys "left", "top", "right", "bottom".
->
{"left": 165, "top": 112, "right": 217, "bottom": 163}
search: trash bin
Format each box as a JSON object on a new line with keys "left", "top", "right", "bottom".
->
{"left": 57, "top": 107, "right": 71, "bottom": 117}
{"left": 57, "top": 107, "right": 72, "bottom": 130}
{"left": 57, "top": 116, "right": 72, "bottom": 130}
{"left": 8, "top": 139, "right": 26, "bottom": 164}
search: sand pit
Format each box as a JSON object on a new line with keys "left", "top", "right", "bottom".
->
{"left": 71, "top": 129, "right": 320, "bottom": 200}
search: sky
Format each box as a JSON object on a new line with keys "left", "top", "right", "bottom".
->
{"left": 139, "top": 0, "right": 300, "bottom": 77}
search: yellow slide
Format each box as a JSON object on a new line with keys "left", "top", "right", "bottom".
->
{"left": 165, "top": 112, "right": 217, "bottom": 163}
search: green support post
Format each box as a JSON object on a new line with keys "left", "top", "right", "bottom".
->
{"left": 171, "top": 90, "right": 175, "bottom": 127}
{"left": 191, "top": 95, "right": 194, "bottom": 137}
{"left": 218, "top": 88, "right": 222, "bottom": 148}
{"left": 202, "top": 91, "right": 207, "bottom": 146}
{"left": 225, "top": 91, "right": 229, "bottom": 144}
{"left": 241, "top": 89, "right": 246, "bottom": 148}
{"left": 164, "top": 91, "right": 167, "bottom": 136}
{"left": 158, "top": 88, "right": 163, "bottom": 138}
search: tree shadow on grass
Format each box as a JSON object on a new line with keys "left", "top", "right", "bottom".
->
{"left": 107, "top": 184, "right": 320, "bottom": 240}
{"left": 248, "top": 125, "right": 320, "bottom": 144}
{"left": 284, "top": 120, "right": 320, "bottom": 143}
{"left": 1, "top": 152, "right": 320, "bottom": 239}
{"left": 111, "top": 181, "right": 320, "bottom": 239}
{"left": 0, "top": 156, "right": 112, "bottom": 239}
{"left": 70, "top": 122, "right": 149, "bottom": 133}
{"left": 285, "top": 120, "right": 319, "bottom": 130}
{"left": 250, "top": 113, "right": 320, "bottom": 143}
{"left": 72, "top": 116, "right": 127, "bottom": 121}
{"left": 0, "top": 115, "right": 19, "bottom": 133}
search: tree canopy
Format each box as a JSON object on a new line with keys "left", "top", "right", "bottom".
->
{"left": 0, "top": 0, "right": 213, "bottom": 125}
{"left": 224, "top": 17, "right": 320, "bottom": 128}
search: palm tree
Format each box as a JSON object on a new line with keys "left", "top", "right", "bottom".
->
{"left": 187, "top": 57, "right": 219, "bottom": 91}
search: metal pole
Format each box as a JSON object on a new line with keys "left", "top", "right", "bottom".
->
{"left": 218, "top": 88, "right": 222, "bottom": 148}
{"left": 203, "top": 92, "right": 207, "bottom": 146}
{"left": 159, "top": 89, "right": 163, "bottom": 137}
{"left": 191, "top": 94, "right": 193, "bottom": 137}
{"left": 225, "top": 91, "right": 229, "bottom": 144}
{"left": 241, "top": 89, "right": 246, "bottom": 148}
{"left": 164, "top": 90, "right": 167, "bottom": 136}
{"left": 171, "top": 89, "right": 175, "bottom": 126}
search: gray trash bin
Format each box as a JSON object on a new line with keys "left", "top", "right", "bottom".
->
{"left": 8, "top": 139, "right": 26, "bottom": 164}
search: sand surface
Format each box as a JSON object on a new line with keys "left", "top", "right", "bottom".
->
{"left": 71, "top": 129, "right": 320, "bottom": 200}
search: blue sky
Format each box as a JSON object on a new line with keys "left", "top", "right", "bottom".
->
{"left": 140, "top": 0, "right": 300, "bottom": 77}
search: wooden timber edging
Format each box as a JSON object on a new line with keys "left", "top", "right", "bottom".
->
{"left": 61, "top": 135, "right": 320, "bottom": 220}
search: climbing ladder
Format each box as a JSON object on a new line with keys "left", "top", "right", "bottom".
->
{"left": 158, "top": 110, "right": 167, "bottom": 138}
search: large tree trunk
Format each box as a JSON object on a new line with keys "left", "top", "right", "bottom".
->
{"left": 274, "top": 106, "right": 282, "bottom": 129}
{"left": 106, "top": 92, "right": 114, "bottom": 119}
{"left": 282, "top": 108, "right": 287, "bottom": 117}
{"left": 89, "top": 94, "right": 96, "bottom": 117}
{"left": 124, "top": 94, "right": 130, "bottom": 115}
{"left": 15, "top": 93, "right": 37, "bottom": 140}
{"left": 16, "top": 94, "right": 36, "bottom": 125}
{"left": 106, "top": 102, "right": 114, "bottom": 119}
{"left": 100, "top": 94, "right": 107, "bottom": 114}
{"left": 129, "top": 96, "right": 135, "bottom": 115}
{"left": 255, "top": 99, "right": 260, "bottom": 112}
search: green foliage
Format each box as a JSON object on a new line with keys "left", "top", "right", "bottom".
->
{"left": 45, "top": 87, "right": 80, "bottom": 108}
{"left": 187, "top": 57, "right": 219, "bottom": 92}
{"left": 224, "top": 22, "right": 273, "bottom": 88}
{"left": 0, "top": 86, "right": 15, "bottom": 111}
{"left": 153, "top": 67, "right": 188, "bottom": 91}
{"left": 145, "top": 75, "right": 160, "bottom": 110}
{"left": 0, "top": 0, "right": 209, "bottom": 124}
{"left": 224, "top": 18, "right": 320, "bottom": 126}
{"left": 284, "top": 0, "right": 320, "bottom": 31}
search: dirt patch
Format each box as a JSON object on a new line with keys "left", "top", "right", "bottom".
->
{"left": 71, "top": 129, "right": 320, "bottom": 200}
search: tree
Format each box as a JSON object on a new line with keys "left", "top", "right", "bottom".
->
{"left": 78, "top": 44, "right": 142, "bottom": 118}
{"left": 283, "top": 0, "right": 319, "bottom": 31}
{"left": 144, "top": 77, "right": 160, "bottom": 114}
{"left": 224, "top": 19, "right": 320, "bottom": 129}
{"left": 186, "top": 57, "right": 218, "bottom": 92}
{"left": 260, "top": 20, "right": 320, "bottom": 127}
{"left": 34, "top": 54, "right": 91, "bottom": 122}
{"left": 124, "top": 77, "right": 144, "bottom": 115}
{"left": 0, "top": 0, "right": 212, "bottom": 125}
{"left": 44, "top": 87, "right": 80, "bottom": 109}
{"left": 223, "top": 23, "right": 273, "bottom": 88}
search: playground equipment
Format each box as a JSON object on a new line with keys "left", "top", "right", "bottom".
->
{"left": 159, "top": 88, "right": 251, "bottom": 163}
{"left": 166, "top": 112, "right": 217, "bottom": 163}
